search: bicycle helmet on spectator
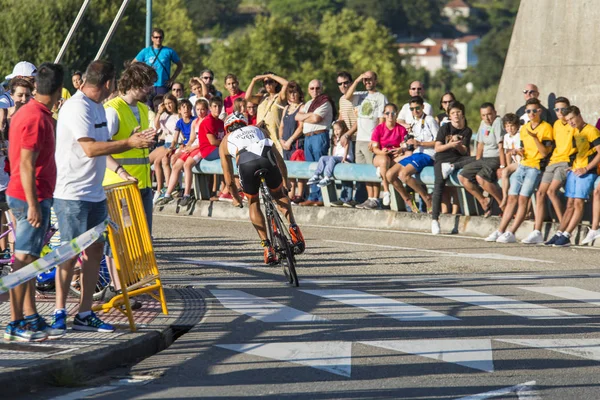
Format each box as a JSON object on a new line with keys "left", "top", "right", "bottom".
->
{"left": 224, "top": 111, "right": 248, "bottom": 133}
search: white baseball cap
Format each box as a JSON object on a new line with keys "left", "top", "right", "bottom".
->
{"left": 5, "top": 61, "right": 37, "bottom": 80}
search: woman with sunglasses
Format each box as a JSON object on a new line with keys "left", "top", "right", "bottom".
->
{"left": 279, "top": 81, "right": 306, "bottom": 202}
{"left": 245, "top": 72, "right": 289, "bottom": 152}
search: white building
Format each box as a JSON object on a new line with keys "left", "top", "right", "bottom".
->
{"left": 397, "top": 36, "right": 480, "bottom": 74}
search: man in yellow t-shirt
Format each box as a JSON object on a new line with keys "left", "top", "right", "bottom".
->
{"left": 549, "top": 106, "right": 600, "bottom": 246}
{"left": 486, "top": 98, "right": 554, "bottom": 243}
{"left": 521, "top": 97, "right": 576, "bottom": 244}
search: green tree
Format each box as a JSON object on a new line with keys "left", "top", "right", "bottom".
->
{"left": 184, "top": 0, "right": 242, "bottom": 33}
{"left": 266, "top": 0, "right": 342, "bottom": 22}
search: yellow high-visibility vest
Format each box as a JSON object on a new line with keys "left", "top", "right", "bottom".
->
{"left": 103, "top": 97, "right": 152, "bottom": 189}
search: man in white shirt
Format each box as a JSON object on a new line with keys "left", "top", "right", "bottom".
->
{"left": 397, "top": 81, "right": 433, "bottom": 129}
{"left": 295, "top": 79, "right": 334, "bottom": 206}
{"left": 51, "top": 60, "right": 154, "bottom": 336}
{"left": 345, "top": 71, "right": 387, "bottom": 209}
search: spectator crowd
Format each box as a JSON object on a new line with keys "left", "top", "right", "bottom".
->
{"left": 1, "top": 26, "right": 600, "bottom": 343}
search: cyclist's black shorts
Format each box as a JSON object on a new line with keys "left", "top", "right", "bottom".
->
{"left": 238, "top": 147, "right": 283, "bottom": 198}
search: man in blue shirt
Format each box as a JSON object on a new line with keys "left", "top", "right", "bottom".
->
{"left": 134, "top": 28, "right": 184, "bottom": 110}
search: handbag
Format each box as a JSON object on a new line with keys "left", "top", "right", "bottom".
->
{"left": 290, "top": 138, "right": 305, "bottom": 161}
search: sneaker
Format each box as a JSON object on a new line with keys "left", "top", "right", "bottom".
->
{"left": 219, "top": 192, "right": 233, "bottom": 202}
{"left": 25, "top": 313, "right": 65, "bottom": 339}
{"left": 50, "top": 309, "right": 67, "bottom": 337}
{"left": 155, "top": 194, "right": 174, "bottom": 206}
{"left": 179, "top": 195, "right": 194, "bottom": 207}
{"left": 153, "top": 192, "right": 165, "bottom": 205}
{"left": 330, "top": 200, "right": 345, "bottom": 207}
{"left": 581, "top": 229, "right": 600, "bottom": 245}
{"left": 544, "top": 233, "right": 561, "bottom": 246}
{"left": 496, "top": 231, "right": 516, "bottom": 243}
{"left": 4, "top": 320, "right": 47, "bottom": 342}
{"left": 317, "top": 177, "right": 334, "bottom": 187}
{"left": 431, "top": 220, "right": 441, "bottom": 235}
{"left": 522, "top": 230, "right": 543, "bottom": 244}
{"left": 289, "top": 224, "right": 305, "bottom": 254}
{"left": 72, "top": 312, "right": 115, "bottom": 333}
{"left": 357, "top": 199, "right": 380, "bottom": 210}
{"left": 307, "top": 175, "right": 321, "bottom": 185}
{"left": 441, "top": 163, "right": 455, "bottom": 180}
{"left": 485, "top": 230, "right": 502, "bottom": 242}
{"left": 382, "top": 192, "right": 391, "bottom": 207}
{"left": 262, "top": 240, "right": 278, "bottom": 265}
{"left": 553, "top": 235, "right": 571, "bottom": 247}
{"left": 343, "top": 200, "right": 357, "bottom": 208}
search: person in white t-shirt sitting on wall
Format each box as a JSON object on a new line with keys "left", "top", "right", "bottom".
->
{"left": 51, "top": 60, "right": 155, "bottom": 336}
{"left": 397, "top": 81, "right": 433, "bottom": 130}
{"left": 344, "top": 71, "right": 388, "bottom": 210}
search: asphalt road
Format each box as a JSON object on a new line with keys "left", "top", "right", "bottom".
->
{"left": 45, "top": 213, "right": 600, "bottom": 399}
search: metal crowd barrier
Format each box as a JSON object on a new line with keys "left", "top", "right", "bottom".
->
{"left": 96, "top": 181, "right": 168, "bottom": 331}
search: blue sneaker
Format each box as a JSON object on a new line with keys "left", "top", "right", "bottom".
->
{"left": 73, "top": 312, "right": 115, "bottom": 333}
{"left": 26, "top": 313, "right": 65, "bottom": 339}
{"left": 4, "top": 320, "right": 47, "bottom": 342}
{"left": 544, "top": 234, "right": 561, "bottom": 246}
{"left": 553, "top": 235, "right": 571, "bottom": 247}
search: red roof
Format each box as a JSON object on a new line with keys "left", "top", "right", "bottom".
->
{"left": 454, "top": 35, "right": 479, "bottom": 43}
{"left": 445, "top": 0, "right": 469, "bottom": 8}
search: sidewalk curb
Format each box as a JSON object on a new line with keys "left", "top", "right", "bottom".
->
{"left": 2, "top": 287, "right": 205, "bottom": 396}
{"left": 155, "top": 199, "right": 598, "bottom": 246}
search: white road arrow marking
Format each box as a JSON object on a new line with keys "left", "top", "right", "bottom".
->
{"left": 497, "top": 338, "right": 600, "bottom": 362}
{"left": 410, "top": 288, "right": 585, "bottom": 319}
{"left": 519, "top": 286, "right": 600, "bottom": 306}
{"left": 301, "top": 289, "right": 458, "bottom": 321}
{"left": 210, "top": 290, "right": 328, "bottom": 322}
{"left": 360, "top": 339, "right": 494, "bottom": 372}
{"left": 216, "top": 341, "right": 352, "bottom": 377}
{"left": 455, "top": 380, "right": 541, "bottom": 399}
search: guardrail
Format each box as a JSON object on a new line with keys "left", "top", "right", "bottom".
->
{"left": 192, "top": 160, "right": 479, "bottom": 215}
{"left": 190, "top": 159, "right": 600, "bottom": 223}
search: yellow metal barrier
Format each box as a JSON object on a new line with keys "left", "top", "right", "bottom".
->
{"left": 93, "top": 181, "right": 168, "bottom": 331}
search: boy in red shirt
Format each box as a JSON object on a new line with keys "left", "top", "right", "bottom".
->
{"left": 4, "top": 63, "right": 64, "bottom": 342}
{"left": 198, "top": 97, "right": 225, "bottom": 161}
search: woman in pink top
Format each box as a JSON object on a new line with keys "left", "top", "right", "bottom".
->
{"left": 371, "top": 103, "right": 407, "bottom": 207}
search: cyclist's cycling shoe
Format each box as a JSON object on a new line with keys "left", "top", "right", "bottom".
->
{"left": 289, "top": 224, "right": 305, "bottom": 254}
{"left": 262, "top": 240, "right": 278, "bottom": 265}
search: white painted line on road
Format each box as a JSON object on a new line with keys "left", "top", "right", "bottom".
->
{"left": 519, "top": 286, "right": 600, "bottom": 306}
{"left": 410, "top": 288, "right": 586, "bottom": 319}
{"left": 497, "top": 338, "right": 600, "bottom": 362}
{"left": 210, "top": 289, "right": 328, "bottom": 322}
{"left": 454, "top": 380, "right": 541, "bottom": 400}
{"left": 175, "top": 258, "right": 257, "bottom": 269}
{"left": 324, "top": 240, "right": 554, "bottom": 263}
{"left": 301, "top": 289, "right": 458, "bottom": 321}
{"left": 216, "top": 341, "right": 352, "bottom": 377}
{"left": 360, "top": 339, "right": 494, "bottom": 372}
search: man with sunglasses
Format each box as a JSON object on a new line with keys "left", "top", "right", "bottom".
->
{"left": 345, "top": 71, "right": 388, "bottom": 209}
{"left": 522, "top": 97, "right": 576, "bottom": 244}
{"left": 486, "top": 98, "right": 554, "bottom": 243}
{"left": 515, "top": 84, "right": 556, "bottom": 125}
{"left": 397, "top": 81, "right": 433, "bottom": 130}
{"left": 199, "top": 69, "right": 223, "bottom": 99}
{"left": 134, "top": 28, "right": 184, "bottom": 110}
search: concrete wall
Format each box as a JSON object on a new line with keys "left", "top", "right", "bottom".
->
{"left": 495, "top": 0, "right": 600, "bottom": 123}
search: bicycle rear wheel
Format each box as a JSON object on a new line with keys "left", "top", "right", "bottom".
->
{"left": 271, "top": 211, "right": 299, "bottom": 287}
{"left": 69, "top": 255, "right": 112, "bottom": 301}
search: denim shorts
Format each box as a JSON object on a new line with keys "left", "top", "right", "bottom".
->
{"left": 509, "top": 165, "right": 541, "bottom": 197}
{"left": 7, "top": 196, "right": 52, "bottom": 257}
{"left": 399, "top": 153, "right": 434, "bottom": 173}
{"left": 565, "top": 171, "right": 596, "bottom": 199}
{"left": 53, "top": 198, "right": 107, "bottom": 244}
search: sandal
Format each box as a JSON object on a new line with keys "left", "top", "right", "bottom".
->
{"left": 483, "top": 198, "right": 494, "bottom": 218}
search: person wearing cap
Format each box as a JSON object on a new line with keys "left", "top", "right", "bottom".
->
{"left": 5, "top": 61, "right": 37, "bottom": 85}
{"left": 134, "top": 27, "right": 183, "bottom": 110}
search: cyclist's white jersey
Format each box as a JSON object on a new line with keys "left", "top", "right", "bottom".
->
{"left": 227, "top": 126, "right": 274, "bottom": 164}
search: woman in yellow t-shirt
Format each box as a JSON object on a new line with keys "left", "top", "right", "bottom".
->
{"left": 244, "top": 72, "right": 289, "bottom": 153}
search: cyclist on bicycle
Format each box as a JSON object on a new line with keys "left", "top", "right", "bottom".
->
{"left": 219, "top": 112, "right": 305, "bottom": 265}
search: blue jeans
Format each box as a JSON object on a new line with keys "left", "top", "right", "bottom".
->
{"left": 53, "top": 199, "right": 108, "bottom": 244}
{"left": 315, "top": 156, "right": 342, "bottom": 178}
{"left": 509, "top": 165, "right": 541, "bottom": 197}
{"left": 304, "top": 132, "right": 330, "bottom": 201}
{"left": 7, "top": 196, "right": 52, "bottom": 257}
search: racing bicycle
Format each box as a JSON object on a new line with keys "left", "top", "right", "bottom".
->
{"left": 256, "top": 169, "right": 300, "bottom": 287}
